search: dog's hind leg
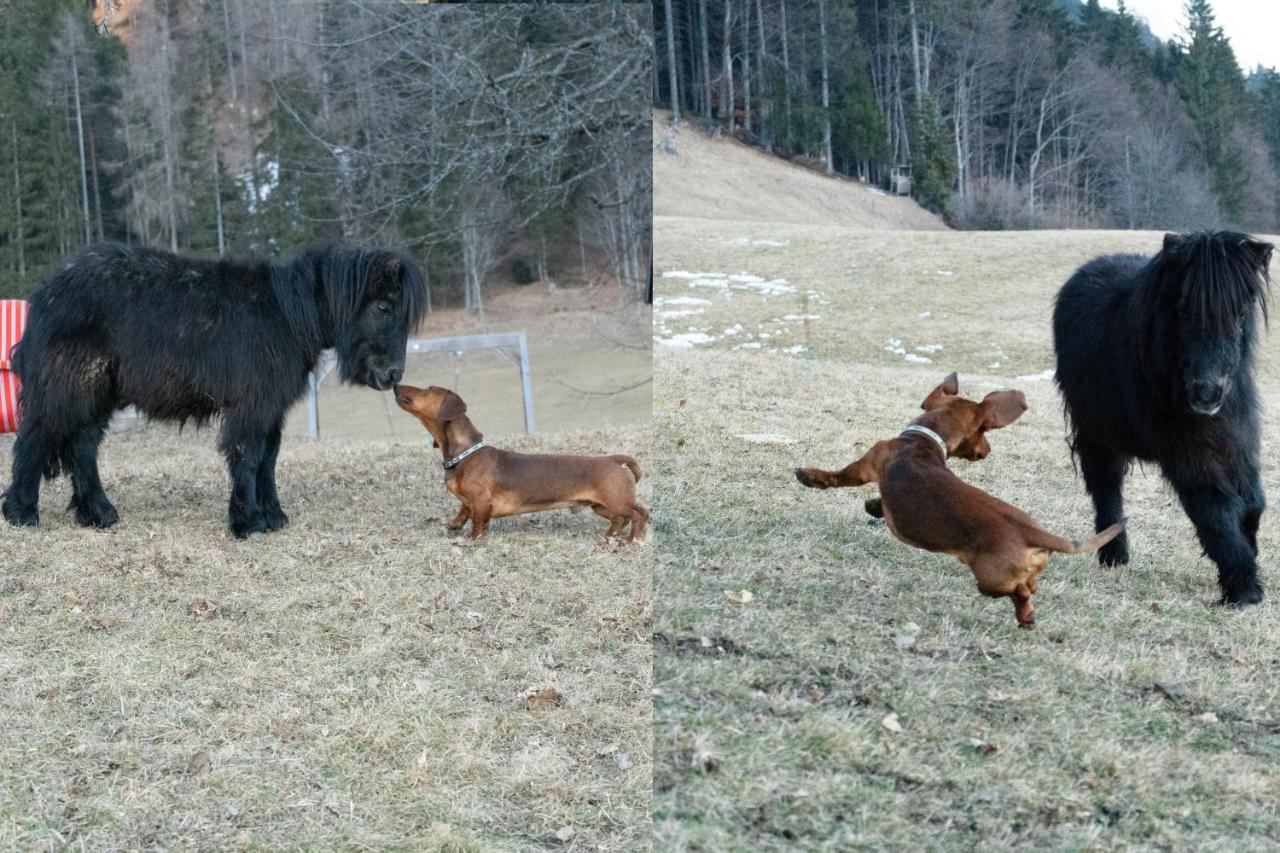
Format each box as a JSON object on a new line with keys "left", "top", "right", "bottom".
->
{"left": 2, "top": 420, "right": 53, "bottom": 527}
{"left": 67, "top": 414, "right": 118, "bottom": 528}
{"left": 255, "top": 418, "right": 288, "bottom": 531}
{"left": 219, "top": 416, "right": 270, "bottom": 539}
{"left": 628, "top": 504, "right": 650, "bottom": 541}
{"left": 446, "top": 504, "right": 471, "bottom": 530}
{"left": 1077, "top": 441, "right": 1130, "bottom": 566}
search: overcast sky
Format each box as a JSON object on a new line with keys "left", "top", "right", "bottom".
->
{"left": 1106, "top": 0, "right": 1280, "bottom": 73}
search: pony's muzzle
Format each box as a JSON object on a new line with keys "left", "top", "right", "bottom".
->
{"left": 1189, "top": 379, "right": 1228, "bottom": 415}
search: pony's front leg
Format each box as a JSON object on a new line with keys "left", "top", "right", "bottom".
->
{"left": 256, "top": 419, "right": 288, "bottom": 531}
{"left": 1173, "top": 481, "right": 1263, "bottom": 607}
{"left": 1078, "top": 441, "right": 1130, "bottom": 566}
{"left": 2, "top": 419, "right": 51, "bottom": 527}
{"left": 220, "top": 418, "right": 269, "bottom": 539}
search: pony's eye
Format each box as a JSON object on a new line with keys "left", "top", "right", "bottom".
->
{"left": 375, "top": 301, "right": 392, "bottom": 315}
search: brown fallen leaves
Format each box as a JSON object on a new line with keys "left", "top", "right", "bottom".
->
{"left": 186, "top": 751, "right": 210, "bottom": 776}
{"left": 521, "top": 686, "right": 565, "bottom": 710}
{"left": 187, "top": 599, "right": 220, "bottom": 620}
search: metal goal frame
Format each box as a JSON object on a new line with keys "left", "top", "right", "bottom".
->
{"left": 305, "top": 331, "right": 535, "bottom": 439}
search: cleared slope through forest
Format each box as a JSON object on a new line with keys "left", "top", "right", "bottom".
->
{"left": 653, "top": 110, "right": 946, "bottom": 230}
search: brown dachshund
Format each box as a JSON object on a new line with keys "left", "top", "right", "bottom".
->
{"left": 394, "top": 384, "right": 649, "bottom": 541}
{"left": 795, "top": 373, "right": 1124, "bottom": 627}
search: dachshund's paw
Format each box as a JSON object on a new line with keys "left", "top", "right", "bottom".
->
{"left": 794, "top": 468, "right": 831, "bottom": 489}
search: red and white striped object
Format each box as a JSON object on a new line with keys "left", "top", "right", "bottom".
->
{"left": 0, "top": 299, "right": 29, "bottom": 433}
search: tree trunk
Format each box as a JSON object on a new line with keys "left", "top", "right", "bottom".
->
{"left": 755, "top": 0, "right": 768, "bottom": 149}
{"left": 212, "top": 148, "right": 225, "bottom": 255}
{"left": 663, "top": 0, "right": 680, "bottom": 121}
{"left": 741, "top": 0, "right": 752, "bottom": 134}
{"left": 722, "top": 0, "right": 734, "bottom": 131}
{"left": 87, "top": 117, "right": 104, "bottom": 240}
{"left": 908, "top": 0, "right": 923, "bottom": 98}
{"left": 779, "top": 0, "right": 792, "bottom": 146}
{"left": 10, "top": 121, "right": 24, "bottom": 279}
{"left": 699, "top": 0, "right": 712, "bottom": 118}
{"left": 818, "top": 0, "right": 832, "bottom": 174}
{"left": 70, "top": 44, "right": 92, "bottom": 247}
{"left": 221, "top": 0, "right": 238, "bottom": 101}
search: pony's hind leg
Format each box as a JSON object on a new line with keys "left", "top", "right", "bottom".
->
{"left": 255, "top": 419, "right": 288, "bottom": 531}
{"left": 1078, "top": 442, "right": 1130, "bottom": 566}
{"left": 2, "top": 420, "right": 53, "bottom": 527}
{"left": 219, "top": 416, "right": 270, "bottom": 539}
{"left": 67, "top": 414, "right": 118, "bottom": 528}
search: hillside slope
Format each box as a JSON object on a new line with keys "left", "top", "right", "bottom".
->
{"left": 653, "top": 110, "right": 947, "bottom": 230}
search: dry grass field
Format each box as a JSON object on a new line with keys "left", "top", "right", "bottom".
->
{"left": 653, "top": 116, "right": 1280, "bottom": 849}
{"left": 0, "top": 405, "right": 650, "bottom": 845}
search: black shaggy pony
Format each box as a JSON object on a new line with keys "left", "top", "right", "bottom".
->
{"left": 1053, "top": 231, "right": 1272, "bottom": 606}
{"left": 2, "top": 242, "right": 426, "bottom": 537}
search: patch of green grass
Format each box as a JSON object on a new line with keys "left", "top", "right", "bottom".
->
{"left": 0, "top": 424, "right": 650, "bottom": 850}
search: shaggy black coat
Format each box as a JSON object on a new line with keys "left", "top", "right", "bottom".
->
{"left": 1053, "top": 231, "right": 1272, "bottom": 605}
{"left": 2, "top": 242, "right": 426, "bottom": 537}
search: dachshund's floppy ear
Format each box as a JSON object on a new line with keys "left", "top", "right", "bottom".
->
{"left": 437, "top": 389, "right": 467, "bottom": 421}
{"left": 921, "top": 372, "right": 960, "bottom": 410}
{"left": 980, "top": 390, "right": 1028, "bottom": 430}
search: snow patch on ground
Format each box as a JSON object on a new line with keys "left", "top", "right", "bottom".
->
{"left": 655, "top": 268, "right": 823, "bottom": 353}
{"left": 732, "top": 237, "right": 790, "bottom": 247}
{"left": 736, "top": 433, "right": 794, "bottom": 444}
{"left": 657, "top": 332, "right": 716, "bottom": 348}
{"left": 656, "top": 296, "right": 712, "bottom": 306}
{"left": 904, "top": 353, "right": 933, "bottom": 364}
{"left": 915, "top": 344, "right": 943, "bottom": 353}
{"left": 1016, "top": 369, "right": 1056, "bottom": 382}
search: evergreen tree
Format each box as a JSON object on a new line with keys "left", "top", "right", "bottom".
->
{"left": 1176, "top": 0, "right": 1246, "bottom": 223}
{"left": 909, "top": 93, "right": 952, "bottom": 212}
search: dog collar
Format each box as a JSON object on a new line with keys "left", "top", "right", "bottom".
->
{"left": 900, "top": 425, "right": 948, "bottom": 459}
{"left": 442, "top": 441, "right": 486, "bottom": 470}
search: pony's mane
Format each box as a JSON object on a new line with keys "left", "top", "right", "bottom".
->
{"left": 269, "top": 243, "right": 428, "bottom": 351}
{"left": 1141, "top": 231, "right": 1272, "bottom": 334}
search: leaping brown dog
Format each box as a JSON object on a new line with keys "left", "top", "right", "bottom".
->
{"left": 795, "top": 373, "right": 1124, "bottom": 627}
{"left": 394, "top": 384, "right": 649, "bottom": 541}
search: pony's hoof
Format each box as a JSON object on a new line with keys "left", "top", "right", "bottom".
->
{"left": 1098, "top": 540, "right": 1129, "bottom": 567}
{"left": 262, "top": 506, "right": 289, "bottom": 531}
{"left": 230, "top": 513, "right": 270, "bottom": 539}
{"left": 2, "top": 497, "right": 38, "bottom": 528}
{"left": 74, "top": 500, "right": 118, "bottom": 529}
{"left": 1220, "top": 583, "right": 1264, "bottom": 608}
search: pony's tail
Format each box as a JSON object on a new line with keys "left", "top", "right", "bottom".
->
{"left": 612, "top": 455, "right": 642, "bottom": 483}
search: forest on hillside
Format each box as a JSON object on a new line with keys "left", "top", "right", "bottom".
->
{"left": 654, "top": 0, "right": 1280, "bottom": 233}
{"left": 0, "top": 0, "right": 653, "bottom": 308}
